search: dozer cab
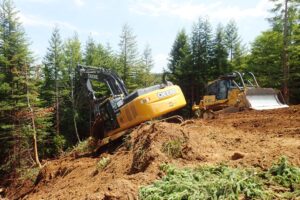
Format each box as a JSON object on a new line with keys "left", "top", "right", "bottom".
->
{"left": 192, "top": 71, "right": 288, "bottom": 118}
{"left": 77, "top": 65, "right": 186, "bottom": 147}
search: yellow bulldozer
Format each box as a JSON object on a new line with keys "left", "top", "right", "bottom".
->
{"left": 192, "top": 71, "right": 288, "bottom": 118}
{"left": 77, "top": 65, "right": 186, "bottom": 148}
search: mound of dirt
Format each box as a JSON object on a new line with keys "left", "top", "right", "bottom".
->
{"left": 5, "top": 105, "right": 300, "bottom": 199}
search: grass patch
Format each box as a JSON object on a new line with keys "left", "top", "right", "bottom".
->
{"left": 161, "top": 139, "right": 183, "bottom": 158}
{"left": 96, "top": 157, "right": 111, "bottom": 171}
{"left": 139, "top": 157, "right": 300, "bottom": 200}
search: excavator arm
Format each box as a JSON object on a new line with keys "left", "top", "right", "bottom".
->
{"left": 77, "top": 64, "right": 128, "bottom": 100}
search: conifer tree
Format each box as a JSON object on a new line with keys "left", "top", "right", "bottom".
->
{"left": 42, "top": 27, "right": 64, "bottom": 135}
{"left": 168, "top": 29, "right": 192, "bottom": 106}
{"left": 84, "top": 36, "right": 97, "bottom": 66}
{"left": 191, "top": 18, "right": 213, "bottom": 101}
{"left": 289, "top": 10, "right": 300, "bottom": 103}
{"left": 142, "top": 44, "right": 154, "bottom": 73}
{"left": 211, "top": 24, "right": 229, "bottom": 77}
{"left": 84, "top": 37, "right": 118, "bottom": 70}
{"left": 0, "top": 0, "right": 41, "bottom": 173}
{"left": 63, "top": 33, "right": 82, "bottom": 143}
{"left": 248, "top": 31, "right": 283, "bottom": 88}
{"left": 249, "top": 0, "right": 299, "bottom": 103}
{"left": 224, "top": 20, "right": 241, "bottom": 63}
{"left": 118, "top": 23, "right": 138, "bottom": 89}
{"left": 41, "top": 27, "right": 66, "bottom": 154}
{"left": 268, "top": 0, "right": 299, "bottom": 103}
{"left": 139, "top": 44, "right": 154, "bottom": 87}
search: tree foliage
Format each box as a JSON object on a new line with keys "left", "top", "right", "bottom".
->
{"left": 248, "top": 31, "right": 283, "bottom": 88}
{"left": 249, "top": 0, "right": 300, "bottom": 103}
{"left": 0, "top": 0, "right": 43, "bottom": 175}
{"left": 118, "top": 23, "right": 138, "bottom": 88}
{"left": 168, "top": 29, "right": 192, "bottom": 109}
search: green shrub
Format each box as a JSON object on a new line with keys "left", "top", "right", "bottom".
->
{"left": 267, "top": 156, "right": 300, "bottom": 188}
{"left": 139, "top": 157, "right": 300, "bottom": 200}
{"left": 161, "top": 139, "right": 183, "bottom": 158}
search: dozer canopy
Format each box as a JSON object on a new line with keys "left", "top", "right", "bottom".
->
{"left": 245, "top": 88, "right": 288, "bottom": 110}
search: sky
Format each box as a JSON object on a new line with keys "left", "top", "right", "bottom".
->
{"left": 15, "top": 0, "right": 274, "bottom": 73}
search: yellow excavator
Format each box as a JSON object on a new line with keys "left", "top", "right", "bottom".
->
{"left": 192, "top": 71, "right": 288, "bottom": 118}
{"left": 77, "top": 65, "right": 186, "bottom": 147}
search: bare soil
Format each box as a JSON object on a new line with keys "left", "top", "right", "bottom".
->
{"left": 5, "top": 105, "right": 300, "bottom": 200}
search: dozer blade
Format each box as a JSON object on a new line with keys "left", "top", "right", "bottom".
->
{"left": 244, "top": 88, "right": 288, "bottom": 110}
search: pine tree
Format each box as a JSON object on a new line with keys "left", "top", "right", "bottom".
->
{"left": 191, "top": 18, "right": 213, "bottom": 102}
{"left": 84, "top": 37, "right": 118, "bottom": 70}
{"left": 41, "top": 27, "right": 66, "bottom": 153}
{"left": 248, "top": 31, "right": 283, "bottom": 88}
{"left": 168, "top": 29, "right": 192, "bottom": 107}
{"left": 103, "top": 42, "right": 121, "bottom": 72}
{"left": 84, "top": 36, "right": 97, "bottom": 66}
{"left": 118, "top": 23, "right": 138, "bottom": 89}
{"left": 224, "top": 20, "right": 241, "bottom": 63}
{"left": 62, "top": 33, "right": 82, "bottom": 143}
{"left": 211, "top": 24, "right": 229, "bottom": 77}
{"left": 0, "top": 0, "right": 41, "bottom": 173}
{"left": 142, "top": 44, "right": 154, "bottom": 74}
{"left": 289, "top": 10, "right": 300, "bottom": 103}
{"left": 42, "top": 27, "right": 64, "bottom": 135}
{"left": 136, "top": 44, "right": 154, "bottom": 87}
{"left": 268, "top": 0, "right": 299, "bottom": 103}
{"left": 131, "top": 45, "right": 155, "bottom": 88}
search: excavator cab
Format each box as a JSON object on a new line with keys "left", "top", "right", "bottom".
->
{"left": 192, "top": 71, "right": 288, "bottom": 118}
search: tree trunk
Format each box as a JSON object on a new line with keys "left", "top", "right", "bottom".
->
{"left": 71, "top": 89, "right": 80, "bottom": 143}
{"left": 283, "top": 0, "right": 289, "bottom": 103}
{"left": 25, "top": 68, "right": 42, "bottom": 168}
{"left": 70, "top": 56, "right": 81, "bottom": 143}
{"left": 55, "top": 65, "right": 60, "bottom": 134}
{"left": 73, "top": 112, "right": 80, "bottom": 142}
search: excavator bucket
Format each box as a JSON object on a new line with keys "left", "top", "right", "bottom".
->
{"left": 244, "top": 88, "right": 288, "bottom": 110}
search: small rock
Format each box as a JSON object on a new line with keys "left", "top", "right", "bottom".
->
{"left": 231, "top": 152, "right": 245, "bottom": 160}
